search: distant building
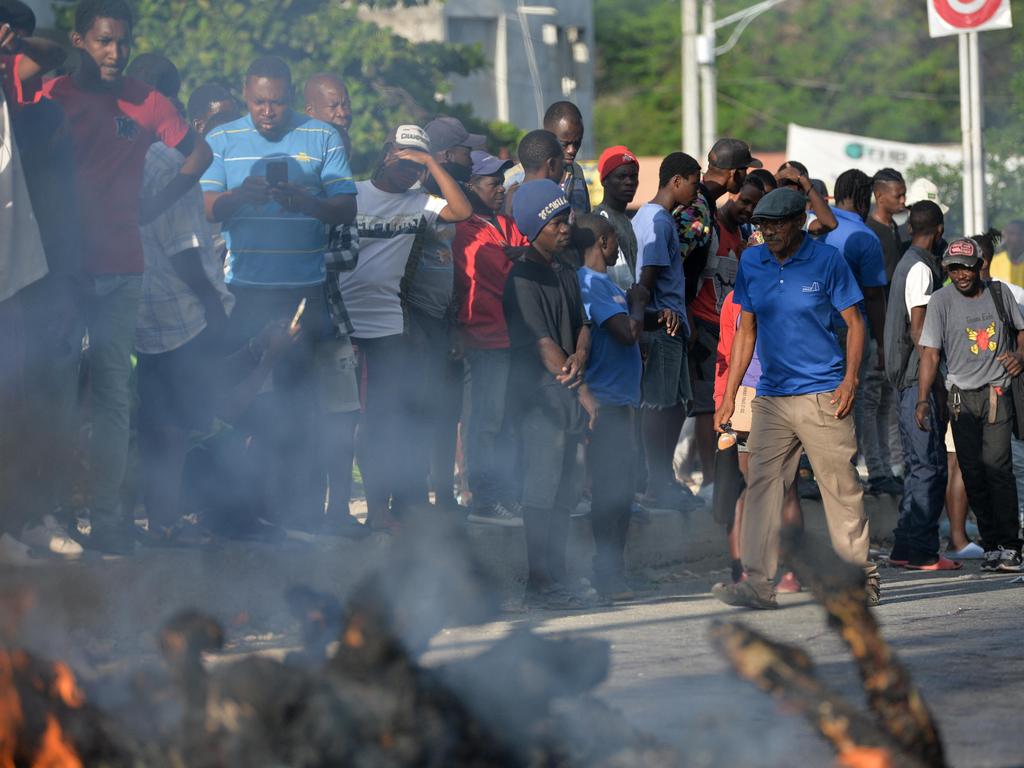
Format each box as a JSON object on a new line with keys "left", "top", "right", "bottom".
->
{"left": 358, "top": 0, "right": 596, "bottom": 159}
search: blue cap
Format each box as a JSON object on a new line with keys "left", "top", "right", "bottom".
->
{"left": 470, "top": 150, "right": 513, "bottom": 177}
{"left": 512, "top": 180, "right": 571, "bottom": 242}
{"left": 751, "top": 187, "right": 807, "bottom": 221}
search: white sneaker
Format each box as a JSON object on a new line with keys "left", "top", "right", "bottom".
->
{"left": 19, "top": 515, "right": 83, "bottom": 557}
{"left": 946, "top": 541, "right": 985, "bottom": 559}
{"left": 0, "top": 533, "right": 41, "bottom": 567}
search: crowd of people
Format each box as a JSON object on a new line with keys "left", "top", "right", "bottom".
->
{"left": 3, "top": 0, "right": 1024, "bottom": 609}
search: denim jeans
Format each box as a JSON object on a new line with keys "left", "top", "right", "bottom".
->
{"left": 855, "top": 338, "right": 897, "bottom": 481}
{"left": 949, "top": 386, "right": 1022, "bottom": 551}
{"left": 464, "top": 346, "right": 516, "bottom": 510}
{"left": 891, "top": 386, "right": 948, "bottom": 563}
{"left": 86, "top": 275, "right": 142, "bottom": 525}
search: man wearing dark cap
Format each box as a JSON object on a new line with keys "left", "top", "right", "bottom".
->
{"left": 505, "top": 179, "right": 599, "bottom": 608}
{"left": 425, "top": 115, "right": 486, "bottom": 175}
{"left": 883, "top": 201, "right": 957, "bottom": 571}
{"left": 594, "top": 145, "right": 640, "bottom": 289}
{"left": 714, "top": 187, "right": 878, "bottom": 609}
{"left": 917, "top": 238, "right": 1024, "bottom": 573}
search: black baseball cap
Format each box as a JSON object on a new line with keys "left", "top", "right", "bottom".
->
{"left": 708, "top": 138, "right": 763, "bottom": 170}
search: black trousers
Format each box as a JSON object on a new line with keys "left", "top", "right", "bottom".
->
{"left": 950, "top": 386, "right": 1023, "bottom": 551}
{"left": 587, "top": 404, "right": 636, "bottom": 579}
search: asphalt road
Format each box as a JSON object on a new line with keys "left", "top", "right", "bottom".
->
{"left": 423, "top": 563, "right": 1024, "bottom": 768}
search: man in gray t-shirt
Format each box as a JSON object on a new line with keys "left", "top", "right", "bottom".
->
{"left": 917, "top": 238, "right": 1024, "bottom": 573}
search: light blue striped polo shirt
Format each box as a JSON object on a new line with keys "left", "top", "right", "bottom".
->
{"left": 200, "top": 112, "right": 356, "bottom": 288}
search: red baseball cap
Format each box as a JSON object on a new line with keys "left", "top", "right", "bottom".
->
{"left": 598, "top": 145, "right": 639, "bottom": 181}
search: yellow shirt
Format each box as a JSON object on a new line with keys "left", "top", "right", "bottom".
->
{"left": 989, "top": 250, "right": 1024, "bottom": 285}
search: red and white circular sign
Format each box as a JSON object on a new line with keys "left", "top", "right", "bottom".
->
{"left": 933, "top": 0, "right": 1005, "bottom": 28}
{"left": 928, "top": 0, "right": 1013, "bottom": 37}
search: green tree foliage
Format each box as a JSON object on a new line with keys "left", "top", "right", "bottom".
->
{"left": 53, "top": 0, "right": 515, "bottom": 174}
{"left": 595, "top": 0, "right": 1024, "bottom": 159}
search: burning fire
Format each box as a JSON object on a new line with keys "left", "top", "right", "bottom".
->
{"left": 0, "top": 650, "right": 84, "bottom": 768}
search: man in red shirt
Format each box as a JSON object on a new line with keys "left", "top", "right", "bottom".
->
{"left": 689, "top": 176, "right": 765, "bottom": 497}
{"left": 42, "top": 0, "right": 212, "bottom": 554}
{"left": 454, "top": 152, "right": 529, "bottom": 525}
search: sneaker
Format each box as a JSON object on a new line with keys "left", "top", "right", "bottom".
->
{"left": 946, "top": 541, "right": 984, "bottom": 559}
{"left": 981, "top": 550, "right": 1002, "bottom": 572}
{"left": 467, "top": 502, "right": 523, "bottom": 527}
{"left": 776, "top": 571, "right": 802, "bottom": 593}
{"left": 19, "top": 515, "right": 83, "bottom": 558}
{"left": 995, "top": 547, "right": 1024, "bottom": 573}
{"left": 711, "top": 580, "right": 778, "bottom": 610}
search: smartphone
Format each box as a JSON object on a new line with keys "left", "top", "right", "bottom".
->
{"left": 266, "top": 160, "right": 288, "bottom": 187}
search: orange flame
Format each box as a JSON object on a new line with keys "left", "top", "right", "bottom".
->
{"left": 30, "top": 715, "right": 81, "bottom": 768}
{"left": 837, "top": 747, "right": 894, "bottom": 768}
{"left": 51, "top": 664, "right": 83, "bottom": 710}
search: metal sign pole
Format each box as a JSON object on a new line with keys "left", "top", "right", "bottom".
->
{"left": 968, "top": 31, "right": 986, "bottom": 233}
{"left": 958, "top": 32, "right": 974, "bottom": 235}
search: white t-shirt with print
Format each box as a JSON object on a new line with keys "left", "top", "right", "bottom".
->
{"left": 339, "top": 180, "right": 447, "bottom": 339}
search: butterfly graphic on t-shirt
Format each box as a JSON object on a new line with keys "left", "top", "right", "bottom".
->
{"left": 966, "top": 322, "right": 997, "bottom": 355}
{"left": 114, "top": 116, "right": 139, "bottom": 140}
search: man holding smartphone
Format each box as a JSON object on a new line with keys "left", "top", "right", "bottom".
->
{"left": 201, "top": 55, "right": 361, "bottom": 537}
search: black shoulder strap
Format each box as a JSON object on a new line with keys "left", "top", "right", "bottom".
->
{"left": 989, "top": 281, "right": 1018, "bottom": 342}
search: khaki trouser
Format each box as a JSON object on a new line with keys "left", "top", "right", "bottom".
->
{"left": 743, "top": 392, "right": 876, "bottom": 597}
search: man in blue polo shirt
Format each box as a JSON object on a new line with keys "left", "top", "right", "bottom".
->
{"left": 575, "top": 213, "right": 649, "bottom": 600}
{"left": 826, "top": 169, "right": 900, "bottom": 497}
{"left": 713, "top": 188, "right": 879, "bottom": 609}
{"left": 201, "top": 55, "right": 360, "bottom": 536}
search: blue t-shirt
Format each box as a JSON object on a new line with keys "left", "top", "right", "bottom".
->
{"left": 734, "top": 236, "right": 863, "bottom": 396}
{"left": 824, "top": 206, "right": 887, "bottom": 329}
{"left": 632, "top": 203, "right": 688, "bottom": 334}
{"left": 201, "top": 112, "right": 356, "bottom": 288}
{"left": 578, "top": 267, "right": 642, "bottom": 407}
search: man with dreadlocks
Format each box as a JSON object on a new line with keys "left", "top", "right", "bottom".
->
{"left": 826, "top": 169, "right": 900, "bottom": 496}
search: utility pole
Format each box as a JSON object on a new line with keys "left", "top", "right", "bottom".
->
{"left": 698, "top": 0, "right": 716, "bottom": 156}
{"left": 681, "top": 0, "right": 700, "bottom": 157}
{"left": 968, "top": 31, "right": 985, "bottom": 233}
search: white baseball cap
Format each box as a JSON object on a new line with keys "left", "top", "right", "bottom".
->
{"left": 906, "top": 178, "right": 949, "bottom": 214}
{"left": 390, "top": 124, "right": 431, "bottom": 153}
